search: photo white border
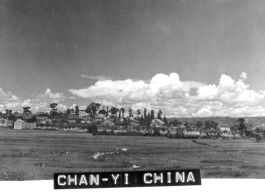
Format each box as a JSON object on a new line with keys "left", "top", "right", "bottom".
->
{"left": 0, "top": 179, "right": 263, "bottom": 195}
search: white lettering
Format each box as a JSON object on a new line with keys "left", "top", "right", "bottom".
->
{"left": 79, "top": 175, "right": 88, "bottom": 185}
{"left": 143, "top": 173, "right": 152, "bottom": 184}
{"left": 111, "top": 174, "right": 120, "bottom": 185}
{"left": 175, "top": 172, "right": 185, "bottom": 183}
{"left": 89, "top": 174, "right": 100, "bottom": 185}
{"left": 167, "top": 172, "right": 171, "bottom": 183}
{"left": 154, "top": 173, "right": 163, "bottom": 184}
{"left": 68, "top": 175, "right": 77, "bottom": 185}
{"left": 58, "top": 175, "right": 66, "bottom": 186}
{"left": 187, "top": 172, "right": 195, "bottom": 182}
{"left": 124, "top": 173, "right": 129, "bottom": 185}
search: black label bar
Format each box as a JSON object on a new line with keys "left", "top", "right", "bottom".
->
{"left": 54, "top": 169, "right": 201, "bottom": 189}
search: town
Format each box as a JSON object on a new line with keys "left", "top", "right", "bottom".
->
{"left": 0, "top": 102, "right": 264, "bottom": 141}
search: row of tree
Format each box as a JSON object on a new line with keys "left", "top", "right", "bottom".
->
{"left": 0, "top": 102, "right": 249, "bottom": 136}
{"left": 50, "top": 102, "right": 167, "bottom": 121}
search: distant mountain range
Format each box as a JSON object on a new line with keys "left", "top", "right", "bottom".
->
{"left": 167, "top": 116, "right": 265, "bottom": 126}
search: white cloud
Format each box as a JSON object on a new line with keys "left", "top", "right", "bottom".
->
{"left": 70, "top": 73, "right": 203, "bottom": 103}
{"left": 196, "top": 107, "right": 213, "bottom": 117}
{"left": 240, "top": 72, "right": 247, "bottom": 80}
{"left": 56, "top": 104, "right": 67, "bottom": 111}
{"left": 0, "top": 88, "right": 67, "bottom": 113}
{"left": 36, "top": 88, "right": 66, "bottom": 102}
{"left": 131, "top": 102, "right": 152, "bottom": 111}
{"left": 1, "top": 72, "right": 264, "bottom": 117}
{"left": 70, "top": 79, "right": 148, "bottom": 99}
{"left": 0, "top": 88, "right": 19, "bottom": 102}
{"left": 69, "top": 72, "right": 265, "bottom": 117}
{"left": 197, "top": 74, "right": 265, "bottom": 104}
{"left": 69, "top": 104, "right": 77, "bottom": 109}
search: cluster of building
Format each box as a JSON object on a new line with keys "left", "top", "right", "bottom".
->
{"left": 13, "top": 119, "right": 36, "bottom": 130}
{"left": 0, "top": 110, "right": 259, "bottom": 139}
{"left": 0, "top": 118, "right": 37, "bottom": 130}
{"left": 0, "top": 118, "right": 14, "bottom": 127}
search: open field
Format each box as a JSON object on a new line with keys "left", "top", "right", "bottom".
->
{"left": 0, "top": 128, "right": 265, "bottom": 180}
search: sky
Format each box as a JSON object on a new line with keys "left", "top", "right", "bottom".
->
{"left": 1, "top": 0, "right": 265, "bottom": 117}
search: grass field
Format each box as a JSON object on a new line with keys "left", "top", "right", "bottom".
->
{"left": 0, "top": 128, "right": 265, "bottom": 180}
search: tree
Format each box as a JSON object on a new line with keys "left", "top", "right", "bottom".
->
{"left": 238, "top": 118, "right": 246, "bottom": 137}
{"left": 129, "top": 108, "right": 133, "bottom": 117}
{"left": 98, "top": 109, "right": 108, "bottom": 116}
{"left": 137, "top": 109, "right": 141, "bottom": 115}
{"left": 120, "top": 108, "right": 125, "bottom": 117}
{"left": 50, "top": 103, "right": 58, "bottom": 109}
{"left": 95, "top": 103, "right": 101, "bottom": 112}
{"left": 123, "top": 117, "right": 128, "bottom": 127}
{"left": 157, "top": 110, "right": 162, "bottom": 119}
{"left": 66, "top": 108, "right": 71, "bottom": 116}
{"left": 86, "top": 102, "right": 101, "bottom": 116}
{"left": 171, "top": 119, "right": 180, "bottom": 127}
{"left": 110, "top": 107, "right": 117, "bottom": 115}
{"left": 89, "top": 124, "right": 98, "bottom": 134}
{"left": 115, "top": 108, "right": 120, "bottom": 117}
{"left": 75, "top": 105, "right": 79, "bottom": 116}
{"left": 146, "top": 113, "right": 152, "bottom": 127}
{"left": 184, "top": 121, "right": 190, "bottom": 127}
{"left": 106, "top": 106, "right": 109, "bottom": 116}
{"left": 144, "top": 108, "right": 147, "bottom": 119}
{"left": 211, "top": 121, "right": 218, "bottom": 130}
{"left": 196, "top": 121, "right": 203, "bottom": 129}
{"left": 163, "top": 116, "right": 167, "bottom": 125}
{"left": 140, "top": 115, "right": 144, "bottom": 125}
{"left": 28, "top": 115, "right": 37, "bottom": 123}
{"left": 23, "top": 107, "right": 32, "bottom": 115}
{"left": 205, "top": 120, "right": 211, "bottom": 129}
{"left": 7, "top": 110, "right": 15, "bottom": 121}
{"left": 118, "top": 109, "right": 121, "bottom": 118}
{"left": 50, "top": 103, "right": 58, "bottom": 119}
{"left": 150, "top": 110, "right": 155, "bottom": 119}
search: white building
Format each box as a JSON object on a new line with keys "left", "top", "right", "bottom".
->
{"left": 150, "top": 119, "right": 165, "bottom": 127}
{"left": 14, "top": 119, "right": 36, "bottom": 130}
{"left": 14, "top": 119, "right": 26, "bottom": 129}
{"left": 219, "top": 125, "right": 231, "bottom": 132}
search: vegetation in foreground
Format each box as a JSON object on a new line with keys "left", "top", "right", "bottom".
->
{"left": 0, "top": 129, "right": 265, "bottom": 180}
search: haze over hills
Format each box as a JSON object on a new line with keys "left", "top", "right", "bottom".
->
{"left": 167, "top": 117, "right": 265, "bottom": 126}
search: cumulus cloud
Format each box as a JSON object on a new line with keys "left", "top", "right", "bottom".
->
{"left": 240, "top": 72, "right": 247, "bottom": 80}
{"left": 69, "top": 72, "right": 265, "bottom": 117}
{"left": 0, "top": 88, "right": 19, "bottom": 103}
{"left": 0, "top": 88, "right": 67, "bottom": 112}
{"left": 70, "top": 79, "right": 148, "bottom": 99}
{"left": 1, "top": 73, "right": 263, "bottom": 117}
{"left": 35, "top": 88, "right": 66, "bottom": 102}
{"left": 70, "top": 73, "right": 203, "bottom": 103}
{"left": 196, "top": 74, "right": 265, "bottom": 103}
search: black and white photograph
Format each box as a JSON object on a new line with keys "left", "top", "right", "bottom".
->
{"left": 0, "top": 0, "right": 265, "bottom": 193}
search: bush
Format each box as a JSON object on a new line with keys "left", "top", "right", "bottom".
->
{"left": 175, "top": 133, "right": 184, "bottom": 139}
{"left": 153, "top": 130, "right": 160, "bottom": 136}
{"left": 88, "top": 124, "right": 98, "bottom": 134}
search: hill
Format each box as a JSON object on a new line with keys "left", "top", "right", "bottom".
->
{"left": 167, "top": 116, "right": 265, "bottom": 126}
